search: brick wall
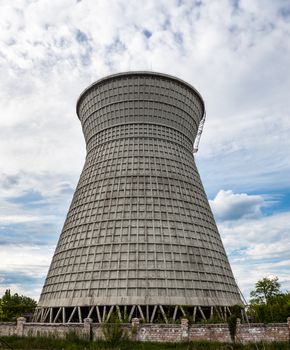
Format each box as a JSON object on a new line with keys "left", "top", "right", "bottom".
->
{"left": 0, "top": 322, "right": 16, "bottom": 336}
{"left": 23, "top": 322, "right": 84, "bottom": 338}
{"left": 133, "top": 318, "right": 186, "bottom": 342}
{"left": 188, "top": 323, "right": 231, "bottom": 342}
{"left": 0, "top": 317, "right": 289, "bottom": 344}
{"left": 237, "top": 320, "right": 289, "bottom": 343}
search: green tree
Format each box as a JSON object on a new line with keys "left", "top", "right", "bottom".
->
{"left": 248, "top": 277, "right": 290, "bottom": 323}
{"left": 0, "top": 289, "right": 37, "bottom": 321}
{"left": 0, "top": 299, "right": 4, "bottom": 320}
{"left": 249, "top": 276, "right": 281, "bottom": 304}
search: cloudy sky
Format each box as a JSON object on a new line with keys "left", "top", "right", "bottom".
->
{"left": 0, "top": 0, "right": 289, "bottom": 303}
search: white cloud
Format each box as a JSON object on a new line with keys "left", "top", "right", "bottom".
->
{"left": 221, "top": 211, "right": 290, "bottom": 248}
{"left": 0, "top": 244, "right": 53, "bottom": 275}
{"left": 208, "top": 189, "right": 290, "bottom": 298}
{"left": 0, "top": 243, "right": 55, "bottom": 299}
{"left": 0, "top": 214, "right": 43, "bottom": 224}
{"left": 209, "top": 190, "right": 265, "bottom": 220}
{"left": 218, "top": 210, "right": 290, "bottom": 299}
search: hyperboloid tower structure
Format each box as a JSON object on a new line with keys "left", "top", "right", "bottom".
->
{"left": 35, "top": 72, "right": 243, "bottom": 324}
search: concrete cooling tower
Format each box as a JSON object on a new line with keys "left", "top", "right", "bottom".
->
{"left": 35, "top": 72, "right": 243, "bottom": 324}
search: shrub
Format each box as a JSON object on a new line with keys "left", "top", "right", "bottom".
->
{"left": 101, "top": 312, "right": 128, "bottom": 346}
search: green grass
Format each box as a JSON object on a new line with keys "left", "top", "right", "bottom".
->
{"left": 0, "top": 336, "right": 289, "bottom": 350}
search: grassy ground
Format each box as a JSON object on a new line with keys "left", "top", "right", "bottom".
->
{"left": 0, "top": 336, "right": 289, "bottom": 350}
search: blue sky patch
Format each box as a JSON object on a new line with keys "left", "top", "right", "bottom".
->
{"left": 174, "top": 32, "right": 183, "bottom": 45}
{"left": 279, "top": 6, "right": 290, "bottom": 20}
{"left": 9, "top": 190, "right": 44, "bottom": 205}
{"left": 0, "top": 221, "right": 60, "bottom": 246}
{"left": 76, "top": 29, "right": 88, "bottom": 43}
{"left": 143, "top": 29, "right": 152, "bottom": 38}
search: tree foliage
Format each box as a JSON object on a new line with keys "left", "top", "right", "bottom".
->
{"left": 250, "top": 277, "right": 281, "bottom": 304}
{"left": 248, "top": 277, "right": 290, "bottom": 323}
{"left": 227, "top": 305, "right": 242, "bottom": 342}
{"left": 0, "top": 289, "right": 37, "bottom": 321}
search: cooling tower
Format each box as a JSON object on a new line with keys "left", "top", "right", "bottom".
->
{"left": 35, "top": 72, "right": 243, "bottom": 323}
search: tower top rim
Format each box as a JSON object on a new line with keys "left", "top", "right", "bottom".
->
{"left": 76, "top": 71, "right": 205, "bottom": 118}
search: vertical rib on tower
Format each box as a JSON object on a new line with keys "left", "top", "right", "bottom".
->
{"left": 35, "top": 72, "right": 243, "bottom": 323}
